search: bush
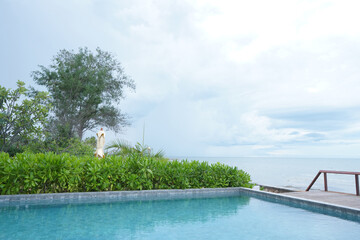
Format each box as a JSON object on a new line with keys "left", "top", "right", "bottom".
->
{"left": 0, "top": 152, "right": 252, "bottom": 195}
{"left": 24, "top": 137, "right": 96, "bottom": 157}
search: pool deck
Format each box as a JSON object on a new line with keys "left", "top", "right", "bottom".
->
{"left": 281, "top": 190, "right": 360, "bottom": 209}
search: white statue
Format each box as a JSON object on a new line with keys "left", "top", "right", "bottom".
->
{"left": 95, "top": 128, "right": 105, "bottom": 158}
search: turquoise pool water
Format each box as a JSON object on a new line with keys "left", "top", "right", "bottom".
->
{"left": 0, "top": 194, "right": 359, "bottom": 240}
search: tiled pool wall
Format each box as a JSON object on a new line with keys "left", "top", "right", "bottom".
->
{"left": 1, "top": 187, "right": 360, "bottom": 222}
{"left": 0, "top": 188, "right": 242, "bottom": 206}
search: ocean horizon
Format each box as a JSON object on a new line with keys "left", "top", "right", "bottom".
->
{"left": 171, "top": 156, "right": 360, "bottom": 194}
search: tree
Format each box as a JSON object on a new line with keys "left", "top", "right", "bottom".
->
{"left": 0, "top": 81, "right": 50, "bottom": 154}
{"left": 32, "top": 47, "right": 135, "bottom": 140}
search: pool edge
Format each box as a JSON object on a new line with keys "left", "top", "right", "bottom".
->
{"left": 1, "top": 187, "right": 359, "bottom": 218}
{"left": 238, "top": 187, "right": 360, "bottom": 220}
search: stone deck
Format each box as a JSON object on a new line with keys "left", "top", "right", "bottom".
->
{"left": 282, "top": 190, "right": 360, "bottom": 209}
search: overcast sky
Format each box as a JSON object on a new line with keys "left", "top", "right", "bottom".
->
{"left": 1, "top": 0, "right": 360, "bottom": 158}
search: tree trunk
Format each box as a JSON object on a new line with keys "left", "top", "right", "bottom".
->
{"left": 77, "top": 120, "right": 84, "bottom": 140}
{"left": 78, "top": 128, "right": 83, "bottom": 140}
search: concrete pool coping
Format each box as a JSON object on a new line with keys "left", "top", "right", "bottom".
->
{"left": 1, "top": 187, "right": 359, "bottom": 221}
{"left": 239, "top": 187, "right": 360, "bottom": 221}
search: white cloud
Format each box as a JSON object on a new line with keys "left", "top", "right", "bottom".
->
{"left": 2, "top": 0, "right": 360, "bottom": 157}
{"left": 189, "top": 0, "right": 360, "bottom": 64}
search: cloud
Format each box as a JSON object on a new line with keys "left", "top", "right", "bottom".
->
{"left": 2, "top": 0, "right": 360, "bottom": 157}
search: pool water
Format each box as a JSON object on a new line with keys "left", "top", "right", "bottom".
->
{"left": 0, "top": 195, "right": 359, "bottom": 240}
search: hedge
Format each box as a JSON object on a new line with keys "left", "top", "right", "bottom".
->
{"left": 0, "top": 152, "right": 252, "bottom": 195}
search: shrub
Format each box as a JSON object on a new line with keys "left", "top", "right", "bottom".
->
{"left": 24, "top": 137, "right": 96, "bottom": 157}
{"left": 0, "top": 152, "right": 252, "bottom": 195}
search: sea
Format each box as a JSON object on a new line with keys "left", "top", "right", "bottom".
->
{"left": 172, "top": 157, "right": 360, "bottom": 194}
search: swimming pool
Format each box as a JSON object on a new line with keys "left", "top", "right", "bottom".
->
{"left": 0, "top": 189, "right": 359, "bottom": 240}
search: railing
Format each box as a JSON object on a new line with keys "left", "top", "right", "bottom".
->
{"left": 306, "top": 170, "right": 360, "bottom": 196}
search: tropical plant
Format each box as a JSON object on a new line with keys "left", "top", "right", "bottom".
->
{"left": 0, "top": 81, "right": 50, "bottom": 155}
{"left": 0, "top": 152, "right": 252, "bottom": 195}
{"left": 106, "top": 139, "right": 165, "bottom": 158}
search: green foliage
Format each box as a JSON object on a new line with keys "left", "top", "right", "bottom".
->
{"left": 106, "top": 139, "right": 165, "bottom": 159}
{"left": 32, "top": 47, "right": 135, "bottom": 140}
{"left": 0, "top": 81, "right": 50, "bottom": 155}
{"left": 0, "top": 152, "right": 252, "bottom": 195}
{"left": 25, "top": 137, "right": 96, "bottom": 157}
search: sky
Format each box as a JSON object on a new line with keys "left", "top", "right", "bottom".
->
{"left": 1, "top": 0, "right": 360, "bottom": 158}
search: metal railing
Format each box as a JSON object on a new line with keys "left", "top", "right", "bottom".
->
{"left": 306, "top": 170, "right": 360, "bottom": 196}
